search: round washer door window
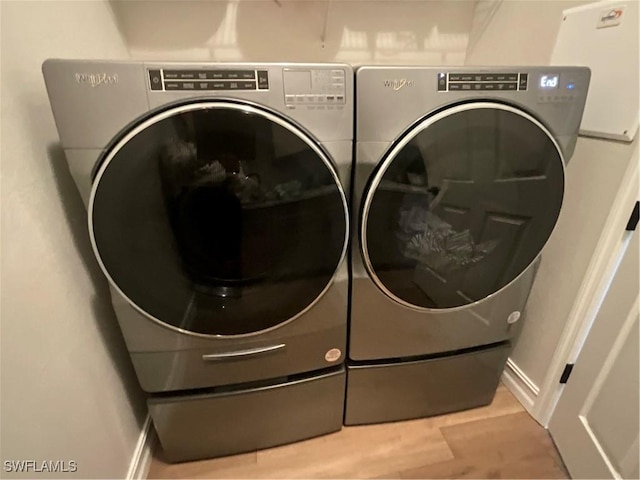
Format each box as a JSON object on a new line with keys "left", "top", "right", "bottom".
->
{"left": 91, "top": 101, "right": 348, "bottom": 336}
{"left": 361, "top": 102, "right": 564, "bottom": 310}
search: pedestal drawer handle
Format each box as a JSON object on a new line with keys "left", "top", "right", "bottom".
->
{"left": 202, "top": 344, "right": 286, "bottom": 361}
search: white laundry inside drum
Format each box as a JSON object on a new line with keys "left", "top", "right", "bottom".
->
{"left": 399, "top": 204, "right": 499, "bottom": 272}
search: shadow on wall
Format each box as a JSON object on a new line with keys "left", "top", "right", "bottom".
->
{"left": 109, "top": 0, "right": 473, "bottom": 65}
{"left": 46, "top": 143, "right": 148, "bottom": 426}
{"left": 109, "top": 0, "right": 229, "bottom": 50}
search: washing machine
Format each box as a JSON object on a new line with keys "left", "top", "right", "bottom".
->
{"left": 43, "top": 60, "right": 353, "bottom": 460}
{"left": 346, "top": 66, "right": 590, "bottom": 425}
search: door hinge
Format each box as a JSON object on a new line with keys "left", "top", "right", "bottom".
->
{"left": 560, "top": 363, "right": 574, "bottom": 384}
{"left": 626, "top": 201, "right": 639, "bottom": 231}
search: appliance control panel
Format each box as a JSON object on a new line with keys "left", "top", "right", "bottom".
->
{"left": 437, "top": 71, "right": 582, "bottom": 103}
{"left": 283, "top": 68, "right": 346, "bottom": 108}
{"left": 534, "top": 72, "right": 582, "bottom": 104}
{"left": 147, "top": 69, "right": 269, "bottom": 91}
{"left": 437, "top": 72, "right": 528, "bottom": 92}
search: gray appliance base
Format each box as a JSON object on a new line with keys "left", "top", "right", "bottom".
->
{"left": 149, "top": 366, "right": 346, "bottom": 462}
{"left": 344, "top": 343, "right": 510, "bottom": 425}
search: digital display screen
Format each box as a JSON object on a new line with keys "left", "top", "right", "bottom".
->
{"left": 539, "top": 74, "right": 559, "bottom": 89}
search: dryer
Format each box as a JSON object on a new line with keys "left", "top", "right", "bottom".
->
{"left": 43, "top": 60, "right": 353, "bottom": 460}
{"left": 347, "top": 66, "right": 589, "bottom": 425}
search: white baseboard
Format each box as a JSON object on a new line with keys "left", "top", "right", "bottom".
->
{"left": 127, "top": 415, "right": 154, "bottom": 480}
{"left": 502, "top": 358, "right": 540, "bottom": 415}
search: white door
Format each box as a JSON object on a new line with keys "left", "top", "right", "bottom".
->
{"left": 549, "top": 225, "right": 639, "bottom": 479}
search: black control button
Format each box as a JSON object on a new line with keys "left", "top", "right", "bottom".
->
{"left": 257, "top": 70, "right": 269, "bottom": 89}
{"left": 336, "top": 95, "right": 345, "bottom": 102}
{"left": 208, "top": 70, "right": 252, "bottom": 80}
{"left": 496, "top": 74, "right": 518, "bottom": 81}
{"left": 449, "top": 84, "right": 462, "bottom": 91}
{"left": 148, "top": 70, "right": 162, "bottom": 90}
{"left": 480, "top": 83, "right": 503, "bottom": 90}
{"left": 193, "top": 81, "right": 258, "bottom": 90}
{"left": 519, "top": 73, "right": 528, "bottom": 90}
{"left": 165, "top": 70, "right": 259, "bottom": 81}
{"left": 459, "top": 74, "right": 474, "bottom": 81}
{"left": 481, "top": 82, "right": 518, "bottom": 90}
{"left": 495, "top": 83, "right": 517, "bottom": 91}
{"left": 437, "top": 73, "right": 447, "bottom": 91}
{"left": 226, "top": 70, "right": 253, "bottom": 79}
{"left": 211, "top": 71, "right": 233, "bottom": 79}
{"left": 481, "top": 74, "right": 496, "bottom": 81}
{"left": 449, "top": 74, "right": 462, "bottom": 81}
{"left": 461, "top": 83, "right": 472, "bottom": 90}
{"left": 162, "top": 76, "right": 257, "bottom": 90}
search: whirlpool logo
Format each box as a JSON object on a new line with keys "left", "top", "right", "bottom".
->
{"left": 383, "top": 78, "right": 416, "bottom": 91}
{"left": 75, "top": 73, "right": 118, "bottom": 87}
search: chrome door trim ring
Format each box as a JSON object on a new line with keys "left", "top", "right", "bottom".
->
{"left": 360, "top": 101, "right": 565, "bottom": 312}
{"left": 89, "top": 100, "right": 350, "bottom": 338}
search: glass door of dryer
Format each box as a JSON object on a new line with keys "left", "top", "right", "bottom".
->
{"left": 361, "top": 102, "right": 565, "bottom": 310}
{"left": 90, "top": 101, "right": 348, "bottom": 336}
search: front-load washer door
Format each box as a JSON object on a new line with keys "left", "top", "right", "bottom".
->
{"left": 361, "top": 102, "right": 564, "bottom": 310}
{"left": 90, "top": 100, "right": 348, "bottom": 336}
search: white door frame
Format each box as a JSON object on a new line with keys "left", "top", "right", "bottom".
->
{"left": 533, "top": 141, "right": 639, "bottom": 427}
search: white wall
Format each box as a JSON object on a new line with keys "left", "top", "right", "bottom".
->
{"left": 515, "top": 136, "right": 637, "bottom": 385}
{"left": 465, "top": 0, "right": 637, "bottom": 411}
{"left": 1, "top": 2, "right": 146, "bottom": 478}
{"left": 466, "top": 0, "right": 592, "bottom": 65}
{"left": 110, "top": 0, "right": 475, "bottom": 65}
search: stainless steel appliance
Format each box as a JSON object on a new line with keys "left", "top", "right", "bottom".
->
{"left": 43, "top": 60, "right": 353, "bottom": 460}
{"left": 347, "top": 66, "right": 590, "bottom": 425}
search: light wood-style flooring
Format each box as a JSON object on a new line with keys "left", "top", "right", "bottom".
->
{"left": 148, "top": 385, "right": 569, "bottom": 479}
